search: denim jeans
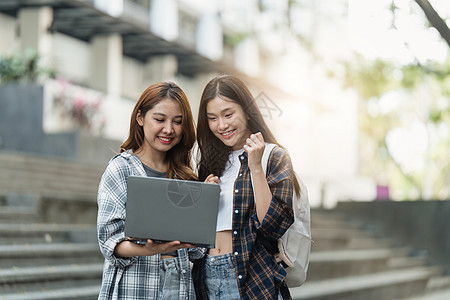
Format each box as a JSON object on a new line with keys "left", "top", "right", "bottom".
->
{"left": 205, "top": 253, "right": 241, "bottom": 300}
{"left": 158, "top": 258, "right": 181, "bottom": 300}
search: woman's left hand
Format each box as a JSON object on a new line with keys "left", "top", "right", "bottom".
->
{"left": 204, "top": 174, "right": 219, "bottom": 184}
{"left": 243, "top": 132, "right": 265, "bottom": 171}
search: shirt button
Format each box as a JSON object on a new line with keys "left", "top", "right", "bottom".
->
{"left": 234, "top": 251, "right": 238, "bottom": 256}
{"left": 233, "top": 231, "right": 237, "bottom": 235}
{"left": 239, "top": 173, "right": 242, "bottom": 177}
{"left": 235, "top": 210, "right": 239, "bottom": 214}
{"left": 235, "top": 189, "right": 239, "bottom": 193}
{"left": 238, "top": 275, "right": 243, "bottom": 279}
{"left": 181, "top": 270, "right": 186, "bottom": 274}
{"left": 239, "top": 155, "right": 244, "bottom": 160}
{"left": 211, "top": 258, "right": 215, "bottom": 262}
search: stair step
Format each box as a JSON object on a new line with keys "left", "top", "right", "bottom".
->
{"left": 0, "top": 223, "right": 96, "bottom": 244}
{"left": 312, "top": 237, "right": 393, "bottom": 251}
{"left": 0, "top": 206, "right": 37, "bottom": 222}
{"left": 406, "top": 288, "right": 450, "bottom": 300}
{"left": 308, "top": 248, "right": 409, "bottom": 280}
{"left": 0, "top": 263, "right": 103, "bottom": 284}
{"left": 312, "top": 228, "right": 375, "bottom": 239}
{"left": 1, "top": 283, "right": 100, "bottom": 300}
{"left": 0, "top": 152, "right": 103, "bottom": 199}
{"left": 311, "top": 248, "right": 408, "bottom": 262}
{"left": 426, "top": 275, "right": 450, "bottom": 291}
{"left": 311, "top": 217, "right": 359, "bottom": 229}
{"left": 311, "top": 211, "right": 349, "bottom": 222}
{"left": 290, "top": 266, "right": 443, "bottom": 300}
{"left": 0, "top": 263, "right": 103, "bottom": 295}
{"left": 0, "top": 243, "right": 99, "bottom": 257}
{"left": 0, "top": 243, "right": 102, "bottom": 268}
{"left": 0, "top": 223, "right": 95, "bottom": 232}
{"left": 388, "top": 256, "right": 428, "bottom": 269}
{"left": 345, "top": 237, "right": 392, "bottom": 249}
{"left": 0, "top": 172, "right": 98, "bottom": 200}
{"left": 0, "top": 151, "right": 104, "bottom": 177}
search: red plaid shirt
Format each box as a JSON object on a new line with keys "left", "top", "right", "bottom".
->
{"left": 193, "top": 146, "right": 294, "bottom": 300}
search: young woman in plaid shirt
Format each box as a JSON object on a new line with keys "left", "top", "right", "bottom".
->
{"left": 97, "top": 82, "right": 217, "bottom": 299}
{"left": 194, "top": 75, "right": 300, "bottom": 299}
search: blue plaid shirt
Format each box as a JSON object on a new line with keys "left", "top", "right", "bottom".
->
{"left": 193, "top": 146, "right": 294, "bottom": 300}
{"left": 97, "top": 151, "right": 205, "bottom": 300}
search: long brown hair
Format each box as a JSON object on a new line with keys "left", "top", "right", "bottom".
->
{"left": 196, "top": 75, "right": 300, "bottom": 195}
{"left": 121, "top": 82, "right": 197, "bottom": 181}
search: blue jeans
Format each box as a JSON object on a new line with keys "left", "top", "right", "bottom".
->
{"left": 205, "top": 253, "right": 240, "bottom": 300}
{"left": 158, "top": 258, "right": 181, "bottom": 300}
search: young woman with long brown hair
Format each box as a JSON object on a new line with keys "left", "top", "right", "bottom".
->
{"left": 97, "top": 82, "right": 217, "bottom": 299}
{"left": 193, "top": 75, "right": 299, "bottom": 299}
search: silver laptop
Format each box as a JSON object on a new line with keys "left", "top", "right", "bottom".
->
{"left": 125, "top": 176, "right": 220, "bottom": 248}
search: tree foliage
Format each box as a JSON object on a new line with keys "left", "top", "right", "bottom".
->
{"left": 343, "top": 50, "right": 450, "bottom": 199}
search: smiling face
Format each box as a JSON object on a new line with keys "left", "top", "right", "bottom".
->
{"left": 206, "top": 96, "right": 251, "bottom": 150}
{"left": 137, "top": 98, "right": 183, "bottom": 155}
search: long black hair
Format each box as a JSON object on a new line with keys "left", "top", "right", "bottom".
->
{"left": 196, "top": 75, "right": 300, "bottom": 195}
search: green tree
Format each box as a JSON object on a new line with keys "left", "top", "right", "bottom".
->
{"left": 414, "top": 0, "right": 450, "bottom": 47}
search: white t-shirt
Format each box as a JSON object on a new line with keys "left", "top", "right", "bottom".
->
{"left": 216, "top": 149, "right": 245, "bottom": 232}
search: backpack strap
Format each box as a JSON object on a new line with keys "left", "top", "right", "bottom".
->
{"left": 252, "top": 143, "right": 279, "bottom": 255}
{"left": 250, "top": 143, "right": 276, "bottom": 189}
{"left": 261, "top": 143, "right": 277, "bottom": 177}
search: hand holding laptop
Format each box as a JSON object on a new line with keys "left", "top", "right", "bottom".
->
{"left": 115, "top": 237, "right": 196, "bottom": 258}
{"left": 143, "top": 239, "right": 196, "bottom": 253}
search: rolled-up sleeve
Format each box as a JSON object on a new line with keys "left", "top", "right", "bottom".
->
{"left": 97, "top": 158, "right": 137, "bottom": 268}
{"left": 253, "top": 147, "right": 294, "bottom": 241}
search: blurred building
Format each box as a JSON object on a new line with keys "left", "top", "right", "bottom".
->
{"left": 0, "top": 0, "right": 376, "bottom": 207}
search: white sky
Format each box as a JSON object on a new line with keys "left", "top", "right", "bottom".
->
{"left": 348, "top": 0, "right": 450, "bottom": 64}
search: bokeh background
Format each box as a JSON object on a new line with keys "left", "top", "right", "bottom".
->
{"left": 2, "top": 0, "right": 449, "bottom": 208}
{"left": 0, "top": 0, "right": 449, "bottom": 299}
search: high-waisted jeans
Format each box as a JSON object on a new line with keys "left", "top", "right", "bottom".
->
{"left": 204, "top": 253, "right": 285, "bottom": 300}
{"left": 158, "top": 257, "right": 181, "bottom": 300}
{"left": 204, "top": 253, "right": 241, "bottom": 299}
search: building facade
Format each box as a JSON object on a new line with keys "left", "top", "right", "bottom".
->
{"left": 0, "top": 0, "right": 373, "bottom": 207}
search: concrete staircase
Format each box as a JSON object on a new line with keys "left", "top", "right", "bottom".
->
{"left": 290, "top": 210, "right": 450, "bottom": 300}
{"left": 2, "top": 150, "right": 450, "bottom": 299}
{"left": 0, "top": 150, "right": 105, "bottom": 299}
